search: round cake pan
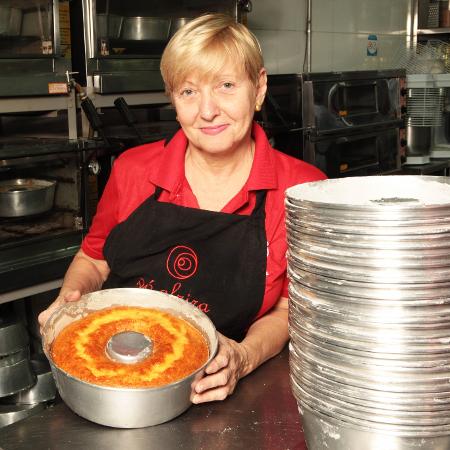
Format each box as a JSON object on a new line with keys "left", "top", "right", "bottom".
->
{"left": 0, "top": 402, "right": 45, "bottom": 428}
{"left": 288, "top": 253, "right": 450, "bottom": 284}
{"left": 289, "top": 283, "right": 450, "bottom": 326}
{"left": 0, "top": 178, "right": 56, "bottom": 218}
{"left": 287, "top": 175, "right": 450, "bottom": 441}
{"left": 290, "top": 305, "right": 450, "bottom": 343}
{"left": 285, "top": 207, "right": 450, "bottom": 235}
{"left": 42, "top": 288, "right": 218, "bottom": 428}
{"left": 293, "top": 378, "right": 450, "bottom": 430}
{"left": 285, "top": 175, "right": 450, "bottom": 213}
{"left": 289, "top": 315, "right": 450, "bottom": 355}
{"left": 294, "top": 364, "right": 450, "bottom": 412}
{"left": 288, "top": 236, "right": 450, "bottom": 269}
{"left": 298, "top": 401, "right": 450, "bottom": 449}
{"left": 3, "top": 358, "right": 56, "bottom": 405}
{"left": 293, "top": 355, "right": 450, "bottom": 394}
{"left": 290, "top": 330, "right": 450, "bottom": 370}
{"left": 292, "top": 374, "right": 450, "bottom": 426}
{"left": 0, "top": 357, "right": 36, "bottom": 398}
{"left": 0, "top": 315, "right": 29, "bottom": 356}
{"left": 288, "top": 267, "right": 450, "bottom": 302}
{"left": 0, "top": 348, "right": 29, "bottom": 368}
{"left": 286, "top": 221, "right": 450, "bottom": 250}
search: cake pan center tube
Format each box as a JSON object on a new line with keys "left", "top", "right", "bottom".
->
{"left": 106, "top": 331, "right": 153, "bottom": 364}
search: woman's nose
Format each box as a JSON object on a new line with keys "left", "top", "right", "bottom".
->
{"left": 199, "top": 91, "right": 219, "bottom": 120}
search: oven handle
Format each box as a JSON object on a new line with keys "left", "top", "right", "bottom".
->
{"left": 327, "top": 82, "right": 340, "bottom": 114}
{"left": 327, "top": 80, "right": 378, "bottom": 115}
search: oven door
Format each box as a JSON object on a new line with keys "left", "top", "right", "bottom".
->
{"left": 302, "top": 70, "right": 405, "bottom": 135}
{"left": 304, "top": 128, "right": 401, "bottom": 178}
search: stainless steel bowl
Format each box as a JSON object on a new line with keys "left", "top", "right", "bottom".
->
{"left": 42, "top": 288, "right": 218, "bottom": 428}
{"left": 0, "top": 179, "right": 56, "bottom": 218}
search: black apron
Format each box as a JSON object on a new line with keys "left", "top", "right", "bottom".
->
{"left": 102, "top": 187, "right": 268, "bottom": 341}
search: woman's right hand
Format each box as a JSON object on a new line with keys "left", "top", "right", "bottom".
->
{"left": 38, "top": 290, "right": 82, "bottom": 334}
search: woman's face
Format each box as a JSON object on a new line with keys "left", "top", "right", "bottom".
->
{"left": 172, "top": 63, "right": 267, "bottom": 157}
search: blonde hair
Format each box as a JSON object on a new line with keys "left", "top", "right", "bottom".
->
{"left": 160, "top": 13, "right": 264, "bottom": 96}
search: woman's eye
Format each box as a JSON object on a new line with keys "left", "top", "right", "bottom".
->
{"left": 180, "top": 89, "right": 194, "bottom": 97}
{"left": 223, "top": 82, "right": 234, "bottom": 89}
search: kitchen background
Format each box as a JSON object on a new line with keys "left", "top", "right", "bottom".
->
{"left": 1, "top": 0, "right": 450, "bottom": 429}
{"left": 249, "top": 0, "right": 412, "bottom": 73}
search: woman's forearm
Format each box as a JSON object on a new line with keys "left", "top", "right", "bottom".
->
{"left": 59, "top": 249, "right": 110, "bottom": 297}
{"left": 240, "top": 296, "right": 289, "bottom": 378}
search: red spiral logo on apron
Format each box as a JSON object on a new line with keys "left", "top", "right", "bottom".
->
{"left": 166, "top": 245, "right": 199, "bottom": 280}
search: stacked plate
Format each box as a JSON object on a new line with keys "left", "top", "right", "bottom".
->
{"left": 285, "top": 175, "right": 450, "bottom": 449}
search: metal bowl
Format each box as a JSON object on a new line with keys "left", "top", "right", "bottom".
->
{"left": 42, "top": 288, "right": 218, "bottom": 428}
{"left": 0, "top": 179, "right": 56, "bottom": 218}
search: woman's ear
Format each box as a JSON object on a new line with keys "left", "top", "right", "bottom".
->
{"left": 256, "top": 68, "right": 268, "bottom": 107}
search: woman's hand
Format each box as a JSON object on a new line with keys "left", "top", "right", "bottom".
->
{"left": 190, "top": 296, "right": 289, "bottom": 404}
{"left": 38, "top": 290, "right": 81, "bottom": 334}
{"left": 190, "top": 333, "right": 250, "bottom": 404}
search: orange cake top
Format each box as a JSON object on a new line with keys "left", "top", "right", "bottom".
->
{"left": 51, "top": 306, "right": 209, "bottom": 388}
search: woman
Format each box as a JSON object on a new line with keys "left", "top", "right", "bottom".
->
{"left": 38, "top": 13, "right": 326, "bottom": 403}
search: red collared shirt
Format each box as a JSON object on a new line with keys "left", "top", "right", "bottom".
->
{"left": 82, "top": 123, "right": 326, "bottom": 319}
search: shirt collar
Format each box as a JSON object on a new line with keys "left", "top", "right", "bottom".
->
{"left": 148, "top": 122, "right": 278, "bottom": 193}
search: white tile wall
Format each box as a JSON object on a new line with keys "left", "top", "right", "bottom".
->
{"left": 248, "top": 0, "right": 412, "bottom": 74}
{"left": 248, "top": 0, "right": 306, "bottom": 31}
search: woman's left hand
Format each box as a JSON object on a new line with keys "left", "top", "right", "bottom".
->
{"left": 190, "top": 333, "right": 249, "bottom": 404}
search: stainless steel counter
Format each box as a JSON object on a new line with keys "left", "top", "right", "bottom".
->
{"left": 0, "top": 347, "right": 307, "bottom": 450}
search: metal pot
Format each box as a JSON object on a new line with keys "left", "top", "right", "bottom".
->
{"left": 121, "top": 17, "right": 171, "bottom": 41}
{"left": 0, "top": 7, "right": 22, "bottom": 36}
{"left": 0, "top": 179, "right": 56, "bottom": 218}
{"left": 42, "top": 288, "right": 218, "bottom": 428}
{"left": 406, "top": 126, "right": 432, "bottom": 157}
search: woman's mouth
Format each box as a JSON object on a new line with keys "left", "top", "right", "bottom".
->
{"left": 200, "top": 124, "right": 228, "bottom": 135}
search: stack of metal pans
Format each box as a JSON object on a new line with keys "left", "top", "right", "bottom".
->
{"left": 285, "top": 175, "right": 450, "bottom": 450}
{"left": 0, "top": 308, "right": 54, "bottom": 427}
